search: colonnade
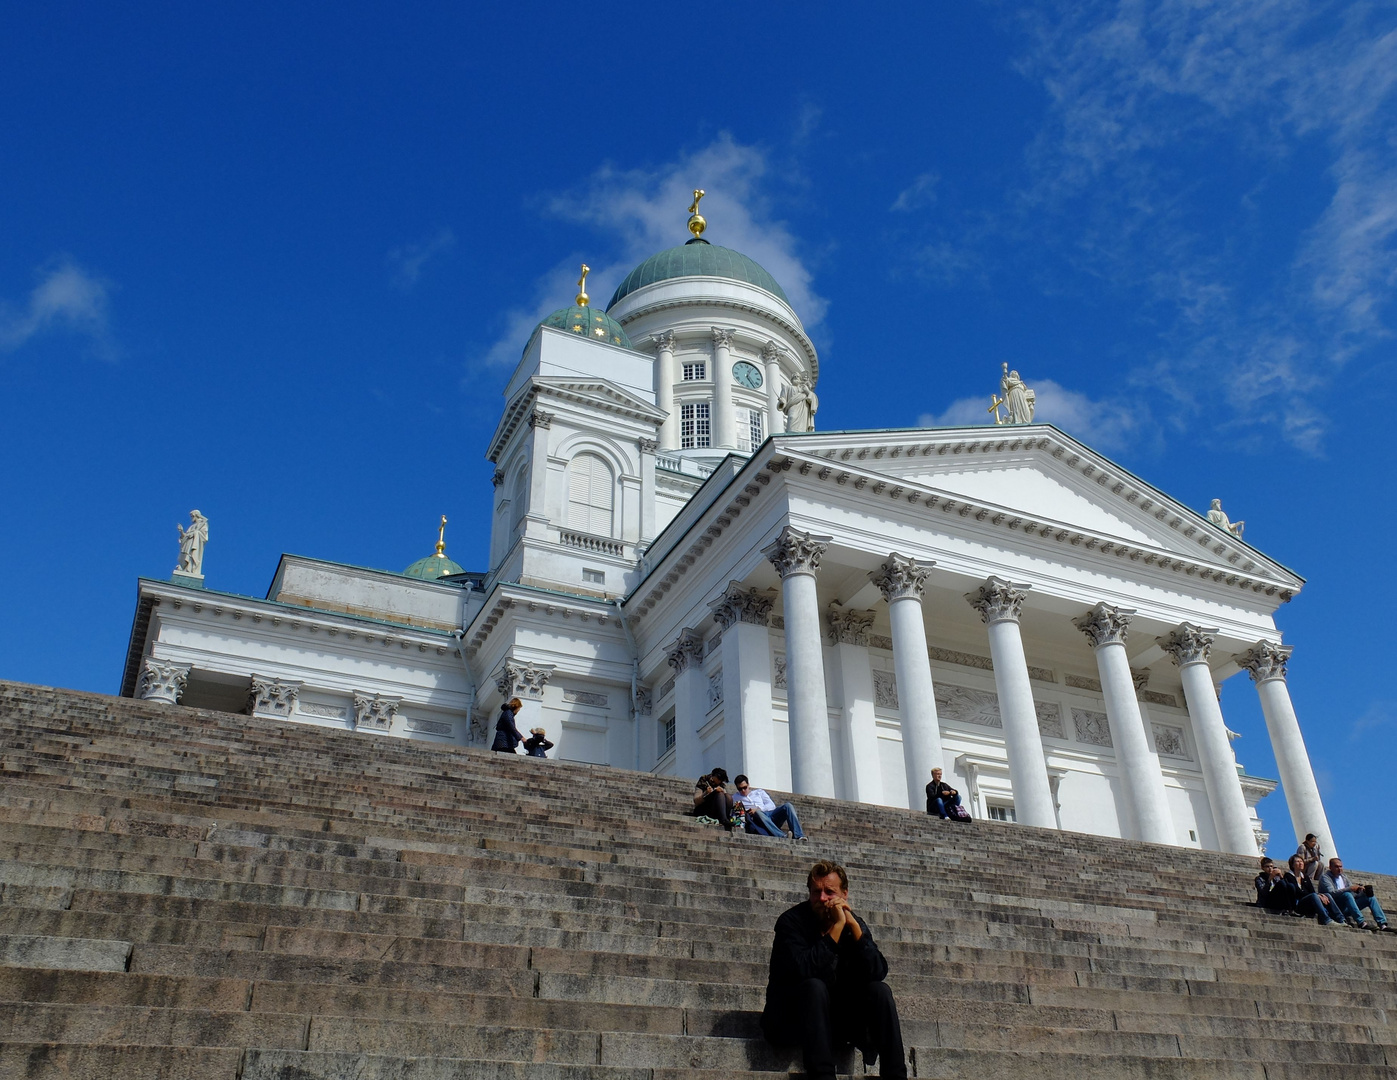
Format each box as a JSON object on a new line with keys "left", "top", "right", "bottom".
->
{"left": 651, "top": 327, "right": 787, "bottom": 452}
{"left": 661, "top": 526, "right": 1331, "bottom": 857}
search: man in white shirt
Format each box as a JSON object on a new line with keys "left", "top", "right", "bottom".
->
{"left": 735, "top": 775, "right": 807, "bottom": 841}
{"left": 1319, "top": 858, "right": 1391, "bottom": 931}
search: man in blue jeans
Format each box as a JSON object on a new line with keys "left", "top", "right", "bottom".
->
{"left": 734, "top": 775, "right": 807, "bottom": 840}
{"left": 1319, "top": 857, "right": 1392, "bottom": 932}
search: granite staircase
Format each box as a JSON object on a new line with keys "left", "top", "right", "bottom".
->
{"left": 0, "top": 679, "right": 1395, "bottom": 1079}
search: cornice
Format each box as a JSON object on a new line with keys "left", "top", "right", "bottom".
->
{"left": 487, "top": 378, "right": 665, "bottom": 464}
{"left": 463, "top": 583, "right": 624, "bottom": 658}
{"left": 617, "top": 294, "right": 819, "bottom": 382}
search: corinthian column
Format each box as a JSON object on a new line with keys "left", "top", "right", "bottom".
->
{"left": 763, "top": 526, "right": 835, "bottom": 798}
{"left": 1158, "top": 624, "right": 1257, "bottom": 856}
{"left": 1073, "top": 604, "right": 1175, "bottom": 845}
{"left": 965, "top": 578, "right": 1056, "bottom": 828}
{"left": 711, "top": 328, "right": 737, "bottom": 450}
{"left": 665, "top": 629, "right": 706, "bottom": 779}
{"left": 871, "top": 554, "right": 945, "bottom": 811}
{"left": 761, "top": 340, "right": 783, "bottom": 437}
{"left": 1238, "top": 641, "right": 1336, "bottom": 860}
{"left": 653, "top": 331, "right": 677, "bottom": 450}
{"left": 138, "top": 658, "right": 189, "bottom": 705}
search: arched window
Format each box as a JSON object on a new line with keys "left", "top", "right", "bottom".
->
{"left": 567, "top": 452, "right": 614, "bottom": 536}
{"left": 509, "top": 464, "right": 529, "bottom": 534}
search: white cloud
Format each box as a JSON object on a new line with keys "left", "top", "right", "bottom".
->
{"left": 388, "top": 227, "right": 456, "bottom": 290}
{"left": 891, "top": 173, "right": 939, "bottom": 213}
{"left": 918, "top": 377, "right": 1153, "bottom": 455}
{"left": 469, "top": 134, "right": 826, "bottom": 375}
{"left": 0, "top": 259, "right": 114, "bottom": 357}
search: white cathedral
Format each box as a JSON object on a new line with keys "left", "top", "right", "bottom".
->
{"left": 120, "top": 195, "right": 1335, "bottom": 860}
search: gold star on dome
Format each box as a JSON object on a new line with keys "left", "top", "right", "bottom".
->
{"left": 594, "top": 326, "right": 606, "bottom": 337}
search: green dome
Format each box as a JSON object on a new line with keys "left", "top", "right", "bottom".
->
{"left": 538, "top": 304, "right": 632, "bottom": 349}
{"left": 607, "top": 239, "right": 790, "bottom": 309}
{"left": 403, "top": 553, "right": 465, "bottom": 581}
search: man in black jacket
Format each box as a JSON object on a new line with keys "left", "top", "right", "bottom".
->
{"left": 760, "top": 860, "right": 907, "bottom": 1079}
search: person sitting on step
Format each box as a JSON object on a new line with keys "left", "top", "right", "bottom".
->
{"left": 1319, "top": 858, "right": 1392, "bottom": 932}
{"left": 522, "top": 727, "right": 553, "bottom": 758}
{"left": 925, "top": 767, "right": 967, "bottom": 819}
{"left": 1284, "top": 854, "right": 1341, "bottom": 925}
{"left": 490, "top": 698, "right": 525, "bottom": 753}
{"left": 761, "top": 859, "right": 908, "bottom": 1080}
{"left": 1295, "top": 833, "right": 1325, "bottom": 883}
{"left": 1253, "top": 857, "right": 1285, "bottom": 910}
{"left": 734, "top": 774, "right": 807, "bottom": 841}
{"left": 691, "top": 768, "right": 735, "bottom": 831}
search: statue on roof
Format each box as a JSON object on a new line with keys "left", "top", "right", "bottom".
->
{"left": 1207, "top": 499, "right": 1244, "bottom": 539}
{"left": 176, "top": 510, "right": 208, "bottom": 577}
{"left": 999, "top": 363, "right": 1036, "bottom": 424}
{"left": 780, "top": 373, "right": 818, "bottom": 433}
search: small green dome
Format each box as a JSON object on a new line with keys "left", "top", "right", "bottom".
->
{"left": 607, "top": 239, "right": 790, "bottom": 309}
{"left": 403, "top": 553, "right": 465, "bottom": 580}
{"left": 538, "top": 304, "right": 632, "bottom": 349}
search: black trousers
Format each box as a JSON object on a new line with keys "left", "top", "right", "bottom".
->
{"left": 762, "top": 977, "right": 907, "bottom": 1079}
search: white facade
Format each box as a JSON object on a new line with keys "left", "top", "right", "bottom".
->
{"left": 123, "top": 232, "right": 1336, "bottom": 860}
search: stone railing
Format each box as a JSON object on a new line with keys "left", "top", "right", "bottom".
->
{"left": 558, "top": 530, "right": 626, "bottom": 558}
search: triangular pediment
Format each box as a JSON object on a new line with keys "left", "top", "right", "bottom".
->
{"left": 488, "top": 377, "right": 665, "bottom": 463}
{"left": 775, "top": 426, "right": 1300, "bottom": 587}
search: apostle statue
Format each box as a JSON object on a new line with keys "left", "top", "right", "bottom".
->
{"left": 1206, "top": 499, "right": 1244, "bottom": 539}
{"left": 176, "top": 510, "right": 209, "bottom": 576}
{"left": 779, "top": 374, "right": 818, "bottom": 432}
{"left": 1000, "top": 363, "right": 1036, "bottom": 424}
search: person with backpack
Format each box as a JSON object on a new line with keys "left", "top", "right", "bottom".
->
{"left": 926, "top": 768, "right": 969, "bottom": 820}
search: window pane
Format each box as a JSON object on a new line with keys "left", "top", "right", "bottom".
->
{"left": 567, "top": 453, "right": 613, "bottom": 536}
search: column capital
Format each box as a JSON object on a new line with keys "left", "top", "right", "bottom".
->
{"left": 637, "top": 437, "right": 659, "bottom": 454}
{"left": 965, "top": 576, "right": 1030, "bottom": 625}
{"left": 352, "top": 691, "right": 401, "bottom": 732}
{"left": 761, "top": 339, "right": 782, "bottom": 363}
{"left": 493, "top": 658, "right": 555, "bottom": 701}
{"left": 1073, "top": 602, "right": 1136, "bottom": 648}
{"left": 1238, "top": 640, "right": 1292, "bottom": 683}
{"left": 710, "top": 326, "right": 735, "bottom": 348}
{"left": 249, "top": 675, "right": 300, "bottom": 718}
{"left": 138, "top": 657, "right": 189, "bottom": 704}
{"left": 492, "top": 468, "right": 505, "bottom": 488}
{"left": 651, "top": 330, "right": 675, "bottom": 351}
{"left": 709, "top": 582, "right": 778, "bottom": 631}
{"left": 826, "top": 602, "right": 876, "bottom": 645}
{"left": 1157, "top": 622, "right": 1217, "bottom": 667}
{"left": 762, "top": 526, "right": 831, "bottom": 579}
{"left": 527, "top": 409, "right": 553, "bottom": 430}
{"left": 665, "top": 628, "right": 706, "bottom": 674}
{"left": 870, "top": 553, "right": 934, "bottom": 603}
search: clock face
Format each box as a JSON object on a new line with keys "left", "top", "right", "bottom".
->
{"left": 732, "top": 360, "right": 763, "bottom": 389}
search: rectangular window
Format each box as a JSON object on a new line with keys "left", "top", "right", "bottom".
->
{"left": 680, "top": 402, "right": 711, "bottom": 449}
{"left": 738, "top": 408, "right": 764, "bottom": 453}
{"left": 987, "top": 803, "right": 1016, "bottom": 823}
{"left": 582, "top": 568, "right": 605, "bottom": 585}
{"left": 682, "top": 362, "right": 706, "bottom": 381}
{"left": 662, "top": 716, "right": 676, "bottom": 752}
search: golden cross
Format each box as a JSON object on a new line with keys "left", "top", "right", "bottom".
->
{"left": 576, "top": 264, "right": 590, "bottom": 307}
{"left": 436, "top": 515, "right": 448, "bottom": 557}
{"left": 988, "top": 395, "right": 1006, "bottom": 425}
{"left": 688, "top": 189, "right": 705, "bottom": 215}
{"left": 687, "top": 189, "right": 707, "bottom": 238}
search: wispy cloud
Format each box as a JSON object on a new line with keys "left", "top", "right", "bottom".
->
{"left": 0, "top": 258, "right": 114, "bottom": 359}
{"left": 905, "top": 2, "right": 1397, "bottom": 454}
{"left": 1350, "top": 700, "right": 1397, "bottom": 741}
{"left": 918, "top": 377, "right": 1154, "bottom": 456}
{"left": 891, "top": 172, "right": 939, "bottom": 213}
{"left": 388, "top": 227, "right": 456, "bottom": 290}
{"left": 470, "top": 134, "right": 826, "bottom": 374}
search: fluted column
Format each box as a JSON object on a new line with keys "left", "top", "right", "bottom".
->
{"left": 711, "top": 328, "right": 737, "bottom": 450}
{"left": 1073, "top": 604, "right": 1175, "bottom": 845}
{"left": 965, "top": 577, "right": 1056, "bottom": 828}
{"left": 872, "top": 554, "right": 945, "bottom": 811}
{"left": 1158, "top": 624, "right": 1257, "bottom": 856}
{"left": 1239, "top": 641, "right": 1336, "bottom": 860}
{"left": 761, "top": 340, "right": 783, "bottom": 437}
{"left": 665, "top": 629, "right": 706, "bottom": 779}
{"left": 763, "top": 526, "right": 835, "bottom": 798}
{"left": 653, "top": 331, "right": 678, "bottom": 450}
{"left": 710, "top": 583, "right": 779, "bottom": 784}
{"left": 138, "top": 658, "right": 189, "bottom": 705}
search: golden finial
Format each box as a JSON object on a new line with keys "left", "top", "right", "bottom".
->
{"left": 687, "top": 189, "right": 707, "bottom": 238}
{"left": 435, "top": 515, "right": 448, "bottom": 558}
{"left": 575, "top": 263, "right": 590, "bottom": 307}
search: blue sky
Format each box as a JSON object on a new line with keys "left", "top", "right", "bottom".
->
{"left": 3, "top": 3, "right": 1395, "bottom": 870}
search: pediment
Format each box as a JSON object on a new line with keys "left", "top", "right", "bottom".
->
{"left": 488, "top": 377, "right": 664, "bottom": 463}
{"left": 777, "top": 426, "right": 1300, "bottom": 587}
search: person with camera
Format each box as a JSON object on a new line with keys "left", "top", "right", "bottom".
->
{"left": 691, "top": 768, "right": 735, "bottom": 831}
{"left": 1319, "top": 857, "right": 1392, "bottom": 932}
{"left": 1294, "top": 833, "right": 1325, "bottom": 883}
{"left": 761, "top": 860, "right": 907, "bottom": 1080}
{"left": 1253, "top": 858, "right": 1288, "bottom": 911}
